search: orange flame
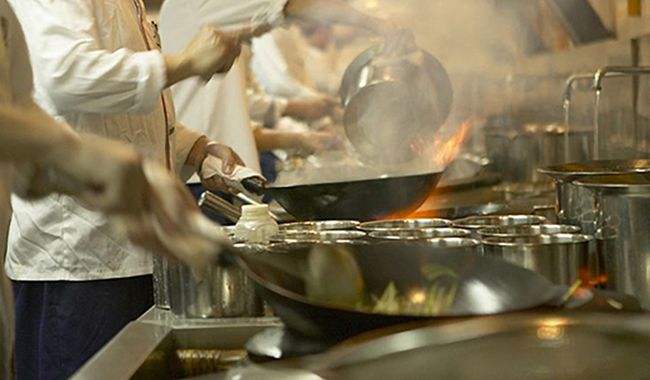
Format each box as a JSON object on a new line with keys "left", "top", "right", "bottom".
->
{"left": 432, "top": 121, "right": 474, "bottom": 167}
{"left": 378, "top": 120, "right": 475, "bottom": 220}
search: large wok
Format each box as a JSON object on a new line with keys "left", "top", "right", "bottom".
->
{"left": 234, "top": 242, "right": 561, "bottom": 342}
{"left": 243, "top": 171, "right": 443, "bottom": 221}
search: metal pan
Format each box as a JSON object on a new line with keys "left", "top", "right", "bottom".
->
{"left": 236, "top": 242, "right": 560, "bottom": 341}
{"left": 242, "top": 171, "right": 443, "bottom": 221}
{"left": 279, "top": 221, "right": 360, "bottom": 232}
{"left": 477, "top": 224, "right": 581, "bottom": 239}
{"left": 358, "top": 218, "right": 451, "bottom": 232}
{"left": 271, "top": 230, "right": 367, "bottom": 244}
{"left": 369, "top": 228, "right": 471, "bottom": 240}
{"left": 309, "top": 314, "right": 650, "bottom": 380}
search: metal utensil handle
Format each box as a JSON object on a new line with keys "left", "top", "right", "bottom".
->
{"left": 198, "top": 191, "right": 241, "bottom": 223}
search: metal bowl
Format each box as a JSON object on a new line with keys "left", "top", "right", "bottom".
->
{"left": 358, "top": 219, "right": 451, "bottom": 232}
{"left": 369, "top": 228, "right": 471, "bottom": 241}
{"left": 477, "top": 224, "right": 581, "bottom": 239}
{"left": 279, "top": 220, "right": 360, "bottom": 232}
{"left": 453, "top": 215, "right": 547, "bottom": 230}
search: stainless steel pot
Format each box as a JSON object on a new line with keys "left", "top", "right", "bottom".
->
{"left": 167, "top": 245, "right": 264, "bottom": 319}
{"left": 477, "top": 224, "right": 581, "bottom": 239}
{"left": 575, "top": 173, "right": 650, "bottom": 309}
{"left": 369, "top": 228, "right": 471, "bottom": 240}
{"left": 358, "top": 218, "right": 451, "bottom": 232}
{"left": 482, "top": 234, "right": 593, "bottom": 286}
{"left": 486, "top": 123, "right": 593, "bottom": 183}
{"left": 539, "top": 159, "right": 650, "bottom": 234}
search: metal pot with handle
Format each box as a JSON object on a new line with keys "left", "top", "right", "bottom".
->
{"left": 539, "top": 159, "right": 650, "bottom": 234}
{"left": 340, "top": 42, "right": 453, "bottom": 164}
{"left": 575, "top": 173, "right": 650, "bottom": 309}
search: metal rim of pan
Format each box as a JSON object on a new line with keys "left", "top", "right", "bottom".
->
{"left": 358, "top": 218, "right": 452, "bottom": 232}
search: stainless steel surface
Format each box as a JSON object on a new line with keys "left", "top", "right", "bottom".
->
{"left": 73, "top": 308, "right": 281, "bottom": 380}
{"left": 273, "top": 230, "right": 367, "bottom": 243}
{"left": 310, "top": 313, "right": 650, "bottom": 379}
{"left": 575, "top": 173, "right": 650, "bottom": 309}
{"left": 482, "top": 234, "right": 593, "bottom": 286}
{"left": 453, "top": 215, "right": 546, "bottom": 235}
{"left": 415, "top": 237, "right": 481, "bottom": 255}
{"left": 477, "top": 224, "right": 581, "bottom": 239}
{"left": 357, "top": 218, "right": 451, "bottom": 232}
{"left": 539, "top": 159, "right": 650, "bottom": 234}
{"left": 341, "top": 45, "right": 453, "bottom": 163}
{"left": 279, "top": 220, "right": 360, "bottom": 232}
{"left": 485, "top": 123, "right": 593, "bottom": 183}
{"left": 152, "top": 255, "right": 171, "bottom": 309}
{"left": 168, "top": 258, "right": 263, "bottom": 319}
{"left": 369, "top": 228, "right": 471, "bottom": 240}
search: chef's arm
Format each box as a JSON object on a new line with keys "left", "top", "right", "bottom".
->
{"left": 285, "top": 0, "right": 390, "bottom": 35}
{"left": 0, "top": 102, "right": 80, "bottom": 163}
{"left": 253, "top": 126, "right": 341, "bottom": 154}
{"left": 12, "top": 0, "right": 243, "bottom": 116}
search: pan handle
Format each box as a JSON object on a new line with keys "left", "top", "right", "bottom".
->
{"left": 241, "top": 177, "right": 266, "bottom": 195}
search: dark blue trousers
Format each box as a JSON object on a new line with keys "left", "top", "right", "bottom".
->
{"left": 12, "top": 275, "right": 153, "bottom": 380}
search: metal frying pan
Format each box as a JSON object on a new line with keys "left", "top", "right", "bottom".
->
{"left": 235, "top": 242, "right": 560, "bottom": 342}
{"left": 242, "top": 171, "right": 443, "bottom": 221}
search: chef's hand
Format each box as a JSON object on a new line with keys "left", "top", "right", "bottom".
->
{"left": 124, "top": 162, "right": 222, "bottom": 269}
{"left": 284, "top": 95, "right": 339, "bottom": 121}
{"left": 199, "top": 142, "right": 247, "bottom": 193}
{"left": 165, "top": 26, "right": 242, "bottom": 85}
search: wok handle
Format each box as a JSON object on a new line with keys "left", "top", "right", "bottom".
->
{"left": 241, "top": 177, "right": 266, "bottom": 195}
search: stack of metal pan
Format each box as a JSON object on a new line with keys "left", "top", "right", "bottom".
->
{"left": 358, "top": 218, "right": 479, "bottom": 253}
{"left": 449, "top": 215, "right": 594, "bottom": 287}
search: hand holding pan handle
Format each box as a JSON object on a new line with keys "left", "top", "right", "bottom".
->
{"left": 241, "top": 176, "right": 266, "bottom": 196}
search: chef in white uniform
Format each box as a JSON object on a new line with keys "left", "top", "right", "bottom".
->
{"left": 0, "top": 1, "right": 230, "bottom": 378}
{"left": 5, "top": 0, "right": 257, "bottom": 377}
{"left": 159, "top": 0, "right": 391, "bottom": 204}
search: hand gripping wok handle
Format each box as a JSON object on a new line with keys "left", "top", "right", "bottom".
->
{"left": 241, "top": 177, "right": 266, "bottom": 195}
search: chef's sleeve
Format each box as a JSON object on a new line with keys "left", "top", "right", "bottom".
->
{"left": 8, "top": 0, "right": 167, "bottom": 115}
{"left": 196, "top": 0, "right": 288, "bottom": 29}
{"left": 250, "top": 34, "right": 318, "bottom": 99}
{"left": 173, "top": 123, "right": 205, "bottom": 181}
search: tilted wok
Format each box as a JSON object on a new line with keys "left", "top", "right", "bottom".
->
{"left": 243, "top": 171, "right": 443, "bottom": 221}
{"left": 235, "top": 242, "right": 561, "bottom": 342}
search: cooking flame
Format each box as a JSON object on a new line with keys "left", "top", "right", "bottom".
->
{"left": 432, "top": 120, "right": 474, "bottom": 167}
{"left": 378, "top": 120, "right": 475, "bottom": 220}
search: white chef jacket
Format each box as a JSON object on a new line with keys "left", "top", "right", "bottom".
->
{"left": 159, "top": 0, "right": 289, "bottom": 177}
{"left": 0, "top": 0, "right": 34, "bottom": 375}
{"left": 4, "top": 0, "right": 203, "bottom": 281}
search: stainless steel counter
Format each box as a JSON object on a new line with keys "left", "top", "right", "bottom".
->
{"left": 72, "top": 308, "right": 281, "bottom": 379}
